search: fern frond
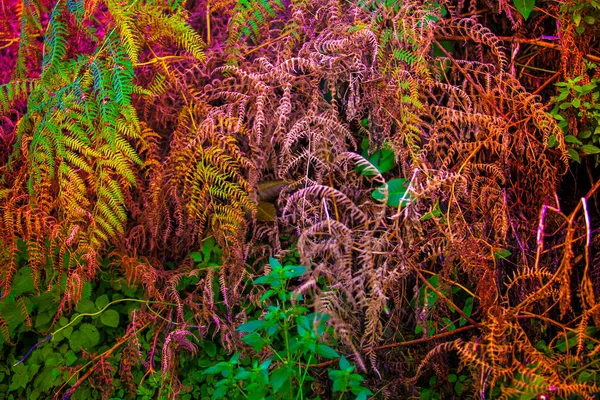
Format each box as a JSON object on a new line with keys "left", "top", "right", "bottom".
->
{"left": 41, "top": 1, "right": 68, "bottom": 73}
{"left": 106, "top": 0, "right": 141, "bottom": 62}
{"left": 137, "top": 7, "right": 206, "bottom": 62}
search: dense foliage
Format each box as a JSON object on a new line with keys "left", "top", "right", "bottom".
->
{"left": 0, "top": 0, "right": 599, "bottom": 398}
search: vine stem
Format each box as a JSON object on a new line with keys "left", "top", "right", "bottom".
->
{"left": 15, "top": 298, "right": 185, "bottom": 367}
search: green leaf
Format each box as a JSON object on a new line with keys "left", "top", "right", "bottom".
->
{"left": 282, "top": 265, "right": 306, "bottom": 278}
{"left": 358, "top": 145, "right": 396, "bottom": 175}
{"left": 269, "top": 257, "right": 282, "bottom": 270}
{"left": 260, "top": 289, "right": 275, "bottom": 303}
{"left": 234, "top": 368, "right": 251, "bottom": 380}
{"left": 189, "top": 252, "right": 203, "bottom": 262}
{"left": 95, "top": 294, "right": 110, "bottom": 310}
{"left": 493, "top": 248, "right": 512, "bottom": 260}
{"left": 213, "top": 385, "right": 229, "bottom": 399}
{"left": 332, "top": 375, "right": 347, "bottom": 393}
{"left": 316, "top": 344, "right": 340, "bottom": 359}
{"left": 203, "top": 362, "right": 228, "bottom": 375}
{"left": 581, "top": 144, "right": 600, "bottom": 155}
{"left": 564, "top": 135, "right": 583, "bottom": 145}
{"left": 271, "top": 367, "right": 291, "bottom": 393}
{"left": 204, "top": 341, "right": 217, "bottom": 358}
{"left": 568, "top": 148, "right": 581, "bottom": 163}
{"left": 463, "top": 297, "right": 474, "bottom": 318}
{"left": 340, "top": 356, "right": 351, "bottom": 371}
{"left": 253, "top": 275, "right": 274, "bottom": 285}
{"left": 241, "top": 332, "right": 266, "bottom": 351}
{"left": 100, "top": 309, "right": 120, "bottom": 327}
{"left": 65, "top": 350, "right": 77, "bottom": 366}
{"left": 69, "top": 323, "right": 100, "bottom": 351}
{"left": 75, "top": 299, "right": 96, "bottom": 314}
{"left": 237, "top": 320, "right": 267, "bottom": 333}
{"left": 372, "top": 178, "right": 411, "bottom": 207}
{"left": 355, "top": 388, "right": 373, "bottom": 400}
{"left": 9, "top": 364, "right": 30, "bottom": 392}
{"left": 513, "top": 0, "right": 535, "bottom": 19}
{"left": 372, "top": 147, "right": 397, "bottom": 170}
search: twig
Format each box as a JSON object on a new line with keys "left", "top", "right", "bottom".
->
{"left": 533, "top": 71, "right": 561, "bottom": 95}
{"left": 436, "top": 35, "right": 600, "bottom": 63}
{"left": 308, "top": 325, "right": 476, "bottom": 369}
{"left": 414, "top": 268, "right": 482, "bottom": 329}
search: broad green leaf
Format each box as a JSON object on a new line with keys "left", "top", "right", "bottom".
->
{"left": 568, "top": 148, "right": 581, "bottom": 163}
{"left": 463, "top": 297, "right": 474, "bottom": 317}
{"left": 355, "top": 388, "right": 373, "bottom": 400}
{"left": 357, "top": 145, "right": 396, "bottom": 175}
{"left": 253, "top": 275, "right": 274, "bottom": 285}
{"left": 188, "top": 251, "right": 203, "bottom": 262}
{"left": 234, "top": 368, "right": 251, "bottom": 380}
{"left": 95, "top": 294, "right": 110, "bottom": 310}
{"left": 513, "top": 0, "right": 535, "bottom": 20}
{"left": 316, "top": 344, "right": 339, "bottom": 359}
{"left": 564, "top": 135, "right": 582, "bottom": 145}
{"left": 339, "top": 356, "right": 351, "bottom": 371}
{"left": 204, "top": 341, "right": 217, "bottom": 357}
{"left": 75, "top": 299, "right": 96, "bottom": 314}
{"left": 203, "top": 362, "right": 228, "bottom": 375}
{"left": 332, "top": 375, "right": 346, "bottom": 392}
{"left": 69, "top": 323, "right": 99, "bottom": 351}
{"left": 65, "top": 350, "right": 77, "bottom": 366}
{"left": 271, "top": 367, "right": 291, "bottom": 393}
{"left": 237, "top": 320, "right": 266, "bottom": 333}
{"left": 259, "top": 359, "right": 272, "bottom": 370}
{"left": 269, "top": 257, "right": 282, "bottom": 270}
{"left": 260, "top": 289, "right": 275, "bottom": 303}
{"left": 581, "top": 144, "right": 600, "bottom": 155}
{"left": 100, "top": 309, "right": 120, "bottom": 327}
{"left": 241, "top": 332, "right": 265, "bottom": 351}
{"left": 493, "top": 248, "right": 512, "bottom": 259}
{"left": 9, "top": 364, "right": 30, "bottom": 392}
{"left": 372, "top": 178, "right": 411, "bottom": 207}
{"left": 213, "top": 385, "right": 229, "bottom": 399}
{"left": 282, "top": 265, "right": 306, "bottom": 278}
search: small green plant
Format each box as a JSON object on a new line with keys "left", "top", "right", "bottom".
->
{"left": 203, "top": 257, "right": 372, "bottom": 399}
{"left": 550, "top": 67, "right": 600, "bottom": 163}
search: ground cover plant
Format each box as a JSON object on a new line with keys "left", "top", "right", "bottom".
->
{"left": 0, "top": 0, "right": 600, "bottom": 398}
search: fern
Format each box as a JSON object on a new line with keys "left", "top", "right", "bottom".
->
{"left": 226, "top": 0, "right": 284, "bottom": 50}
{"left": 0, "top": 0, "right": 207, "bottom": 309}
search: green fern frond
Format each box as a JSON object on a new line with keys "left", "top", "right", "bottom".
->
{"left": 14, "top": 0, "right": 43, "bottom": 78}
{"left": 67, "top": 0, "right": 85, "bottom": 24}
{"left": 138, "top": 7, "right": 206, "bottom": 61}
{"left": 0, "top": 80, "right": 33, "bottom": 113}
{"left": 227, "top": 0, "right": 284, "bottom": 47}
{"left": 42, "top": 1, "right": 68, "bottom": 72}
{"left": 106, "top": 0, "right": 141, "bottom": 62}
